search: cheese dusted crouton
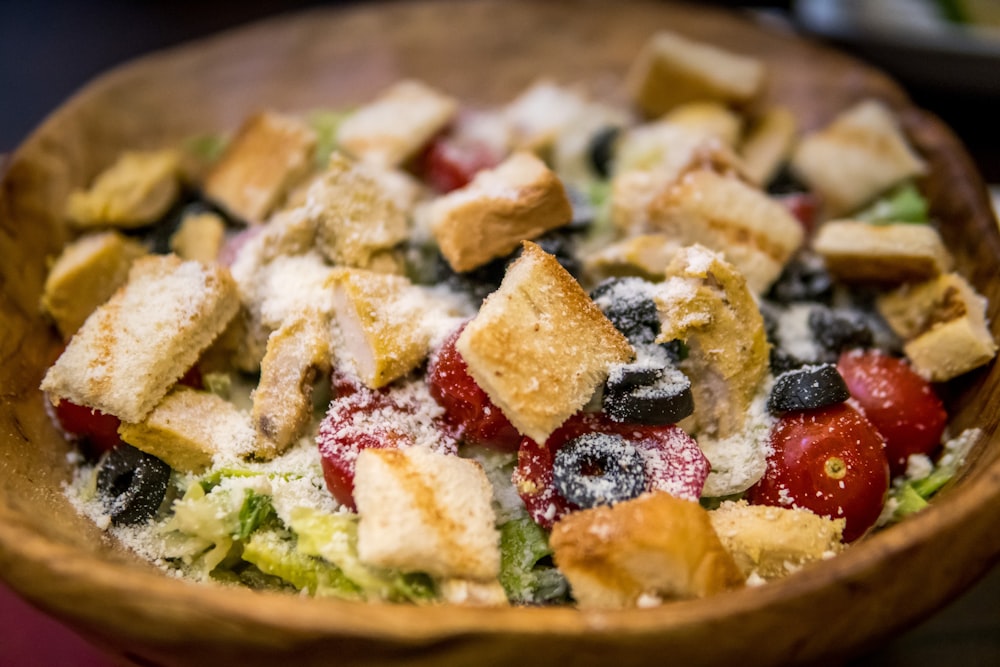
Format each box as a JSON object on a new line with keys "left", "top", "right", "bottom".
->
{"left": 625, "top": 30, "right": 766, "bottom": 118}
{"left": 251, "top": 311, "right": 331, "bottom": 459}
{"left": 118, "top": 386, "right": 256, "bottom": 472}
{"left": 204, "top": 111, "right": 317, "bottom": 223}
{"left": 503, "top": 80, "right": 590, "bottom": 152}
{"left": 654, "top": 245, "right": 770, "bottom": 441}
{"left": 328, "top": 267, "right": 433, "bottom": 389}
{"left": 308, "top": 153, "right": 410, "bottom": 270}
{"left": 877, "top": 272, "right": 997, "bottom": 381}
{"left": 353, "top": 446, "right": 501, "bottom": 581}
{"left": 550, "top": 492, "right": 744, "bottom": 609}
{"left": 791, "top": 99, "right": 925, "bottom": 216}
{"left": 662, "top": 101, "right": 744, "bottom": 148}
{"left": 456, "top": 242, "right": 633, "bottom": 443}
{"left": 40, "top": 231, "right": 147, "bottom": 340}
{"left": 430, "top": 151, "right": 573, "bottom": 272}
{"left": 66, "top": 149, "right": 181, "bottom": 228}
{"left": 42, "top": 255, "right": 239, "bottom": 423}
{"left": 812, "top": 220, "right": 953, "bottom": 284}
{"left": 337, "top": 79, "right": 457, "bottom": 167}
{"left": 646, "top": 169, "right": 804, "bottom": 293}
{"left": 169, "top": 211, "right": 226, "bottom": 264}
{"left": 708, "top": 500, "right": 844, "bottom": 579}
{"left": 740, "top": 106, "right": 798, "bottom": 187}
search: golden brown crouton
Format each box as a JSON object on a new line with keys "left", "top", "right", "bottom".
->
{"left": 66, "top": 149, "right": 181, "bottom": 228}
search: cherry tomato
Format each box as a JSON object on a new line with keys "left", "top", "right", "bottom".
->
{"left": 416, "top": 135, "right": 501, "bottom": 193}
{"left": 52, "top": 399, "right": 122, "bottom": 456}
{"left": 837, "top": 349, "right": 947, "bottom": 476}
{"left": 316, "top": 380, "right": 456, "bottom": 510}
{"left": 426, "top": 324, "right": 521, "bottom": 452}
{"left": 748, "top": 404, "right": 889, "bottom": 542}
{"left": 777, "top": 192, "right": 821, "bottom": 235}
{"left": 513, "top": 411, "right": 708, "bottom": 529}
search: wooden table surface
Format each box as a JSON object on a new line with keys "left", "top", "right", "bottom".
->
{"left": 1, "top": 2, "right": 998, "bottom": 665}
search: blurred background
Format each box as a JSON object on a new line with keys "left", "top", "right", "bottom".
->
{"left": 1, "top": 0, "right": 999, "bottom": 665}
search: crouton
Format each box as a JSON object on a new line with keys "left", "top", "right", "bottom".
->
{"left": 625, "top": 30, "right": 766, "bottom": 117}
{"left": 582, "top": 233, "right": 683, "bottom": 283}
{"left": 456, "top": 241, "right": 633, "bottom": 443}
{"left": 353, "top": 446, "right": 501, "bottom": 581}
{"left": 740, "top": 106, "right": 798, "bottom": 187}
{"left": 550, "top": 492, "right": 744, "bottom": 609}
{"left": 790, "top": 99, "right": 925, "bottom": 216}
{"left": 41, "top": 255, "right": 239, "bottom": 423}
{"left": 812, "top": 220, "right": 953, "bottom": 284}
{"left": 646, "top": 169, "right": 804, "bottom": 293}
{"left": 430, "top": 151, "right": 573, "bottom": 272}
{"left": 66, "top": 149, "right": 181, "bottom": 228}
{"left": 503, "top": 80, "right": 591, "bottom": 152}
{"left": 337, "top": 79, "right": 458, "bottom": 167}
{"left": 203, "top": 111, "right": 317, "bottom": 223}
{"left": 662, "top": 101, "right": 744, "bottom": 148}
{"left": 708, "top": 500, "right": 845, "bottom": 579}
{"left": 40, "top": 231, "right": 147, "bottom": 340}
{"left": 118, "top": 386, "right": 256, "bottom": 472}
{"left": 877, "top": 272, "right": 997, "bottom": 381}
{"left": 170, "top": 211, "right": 227, "bottom": 264}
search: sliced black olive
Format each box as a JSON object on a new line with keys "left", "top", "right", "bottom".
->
{"left": 767, "top": 363, "right": 851, "bottom": 414}
{"left": 765, "top": 164, "right": 808, "bottom": 196}
{"left": 766, "top": 256, "right": 835, "bottom": 305}
{"left": 769, "top": 346, "right": 806, "bottom": 376}
{"left": 553, "top": 433, "right": 645, "bottom": 508}
{"left": 808, "top": 306, "right": 874, "bottom": 358}
{"left": 603, "top": 364, "right": 694, "bottom": 425}
{"left": 587, "top": 125, "right": 621, "bottom": 179}
{"left": 96, "top": 444, "right": 172, "bottom": 526}
{"left": 590, "top": 277, "right": 660, "bottom": 345}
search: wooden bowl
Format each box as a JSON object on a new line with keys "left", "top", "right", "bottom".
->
{"left": 2, "top": 1, "right": 999, "bottom": 665}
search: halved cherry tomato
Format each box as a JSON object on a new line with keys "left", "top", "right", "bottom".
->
{"left": 316, "top": 378, "right": 457, "bottom": 509}
{"left": 52, "top": 399, "right": 122, "bottom": 456}
{"left": 748, "top": 404, "right": 889, "bottom": 542}
{"left": 837, "top": 349, "right": 947, "bottom": 476}
{"left": 426, "top": 324, "right": 521, "bottom": 452}
{"left": 416, "top": 135, "right": 501, "bottom": 193}
{"left": 777, "top": 192, "right": 821, "bottom": 235}
{"left": 514, "top": 411, "right": 708, "bottom": 529}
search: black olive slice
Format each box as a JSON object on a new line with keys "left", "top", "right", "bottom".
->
{"left": 603, "top": 364, "right": 694, "bottom": 425}
{"left": 553, "top": 433, "right": 645, "bottom": 509}
{"left": 96, "top": 444, "right": 172, "bottom": 526}
{"left": 767, "top": 363, "right": 851, "bottom": 414}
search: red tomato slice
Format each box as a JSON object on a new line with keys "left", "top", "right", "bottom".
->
{"left": 426, "top": 324, "right": 522, "bottom": 452}
{"left": 837, "top": 349, "right": 947, "bottom": 476}
{"left": 316, "top": 380, "right": 457, "bottom": 510}
{"left": 416, "top": 135, "right": 501, "bottom": 193}
{"left": 513, "top": 412, "right": 708, "bottom": 529}
{"left": 748, "top": 404, "right": 889, "bottom": 542}
{"left": 52, "top": 399, "right": 122, "bottom": 456}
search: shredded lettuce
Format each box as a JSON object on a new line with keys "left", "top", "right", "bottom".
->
{"left": 856, "top": 182, "right": 929, "bottom": 224}
{"left": 307, "top": 109, "right": 352, "bottom": 168}
{"left": 882, "top": 429, "right": 979, "bottom": 523}
{"left": 184, "top": 133, "right": 227, "bottom": 162}
{"left": 242, "top": 529, "right": 362, "bottom": 599}
{"left": 499, "top": 518, "right": 568, "bottom": 604}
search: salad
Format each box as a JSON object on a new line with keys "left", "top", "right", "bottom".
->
{"left": 38, "top": 29, "right": 996, "bottom": 609}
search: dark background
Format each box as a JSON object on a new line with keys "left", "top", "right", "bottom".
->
{"left": 1, "top": 1, "right": 999, "bottom": 666}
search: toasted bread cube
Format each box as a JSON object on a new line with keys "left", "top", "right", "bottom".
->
{"left": 430, "top": 151, "right": 573, "bottom": 272}
{"left": 791, "top": 99, "right": 925, "bottom": 216}
{"left": 550, "top": 492, "right": 744, "bottom": 609}
{"left": 663, "top": 102, "right": 743, "bottom": 148}
{"left": 438, "top": 578, "right": 509, "bottom": 607}
{"left": 66, "top": 149, "right": 181, "bottom": 228}
{"left": 170, "top": 211, "right": 226, "bottom": 264}
{"left": 118, "top": 386, "right": 256, "bottom": 472}
{"left": 204, "top": 111, "right": 317, "bottom": 223}
{"left": 655, "top": 245, "right": 770, "bottom": 443}
{"left": 251, "top": 311, "right": 331, "bottom": 459}
{"left": 328, "top": 267, "right": 433, "bottom": 389}
{"left": 813, "top": 220, "right": 952, "bottom": 284}
{"left": 708, "top": 500, "right": 844, "bottom": 579}
{"left": 354, "top": 446, "right": 501, "bottom": 581}
{"left": 647, "top": 169, "right": 804, "bottom": 293}
{"left": 456, "top": 242, "right": 633, "bottom": 443}
{"left": 625, "top": 30, "right": 765, "bottom": 118}
{"left": 503, "top": 80, "right": 590, "bottom": 151}
{"left": 740, "top": 106, "right": 798, "bottom": 187}
{"left": 308, "top": 153, "right": 410, "bottom": 269}
{"left": 877, "top": 273, "right": 997, "bottom": 381}
{"left": 41, "top": 255, "right": 239, "bottom": 423}
{"left": 337, "top": 79, "right": 457, "bottom": 167}
{"left": 41, "top": 231, "right": 147, "bottom": 340}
